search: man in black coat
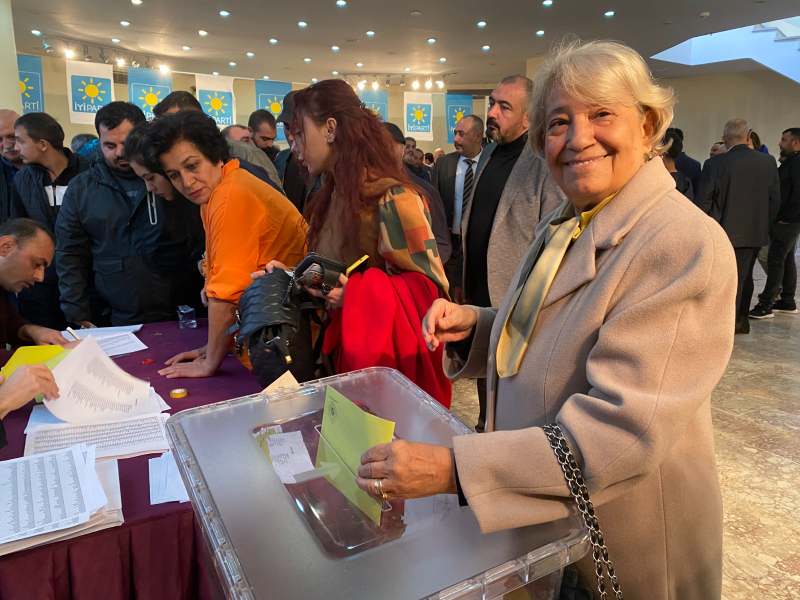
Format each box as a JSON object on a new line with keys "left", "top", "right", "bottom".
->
{"left": 668, "top": 127, "right": 701, "bottom": 194}
{"left": 56, "top": 102, "right": 204, "bottom": 327}
{"left": 11, "top": 112, "right": 90, "bottom": 329}
{"left": 750, "top": 127, "right": 800, "bottom": 318}
{"left": 695, "top": 118, "right": 781, "bottom": 334}
{"left": 431, "top": 114, "right": 484, "bottom": 304}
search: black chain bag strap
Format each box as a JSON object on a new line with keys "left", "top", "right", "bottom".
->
{"left": 542, "top": 424, "right": 623, "bottom": 600}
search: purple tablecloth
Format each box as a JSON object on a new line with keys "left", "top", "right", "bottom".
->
{"left": 0, "top": 321, "right": 262, "bottom": 600}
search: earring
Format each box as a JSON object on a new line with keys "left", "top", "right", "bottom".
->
{"left": 327, "top": 136, "right": 334, "bottom": 144}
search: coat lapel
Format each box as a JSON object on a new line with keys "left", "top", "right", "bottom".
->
{"left": 460, "top": 142, "right": 496, "bottom": 238}
{"left": 490, "top": 143, "right": 534, "bottom": 239}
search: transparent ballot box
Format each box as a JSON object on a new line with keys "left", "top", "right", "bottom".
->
{"left": 166, "top": 368, "right": 589, "bottom": 600}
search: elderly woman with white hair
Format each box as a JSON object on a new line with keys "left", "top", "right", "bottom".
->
{"left": 355, "top": 39, "right": 736, "bottom": 599}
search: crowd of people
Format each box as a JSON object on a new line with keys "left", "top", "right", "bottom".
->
{"left": 0, "top": 37, "right": 798, "bottom": 600}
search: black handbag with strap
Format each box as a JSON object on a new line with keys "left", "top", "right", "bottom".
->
{"left": 235, "top": 269, "right": 323, "bottom": 389}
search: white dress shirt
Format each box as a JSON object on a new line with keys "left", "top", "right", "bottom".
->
{"left": 452, "top": 149, "right": 482, "bottom": 234}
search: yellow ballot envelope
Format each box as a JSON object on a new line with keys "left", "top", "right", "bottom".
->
{"left": 316, "top": 386, "right": 395, "bottom": 524}
{"left": 0, "top": 345, "right": 72, "bottom": 402}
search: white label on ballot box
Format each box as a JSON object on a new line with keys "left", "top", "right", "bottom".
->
{"left": 266, "top": 431, "right": 315, "bottom": 484}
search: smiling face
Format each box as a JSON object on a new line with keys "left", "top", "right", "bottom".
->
{"left": 131, "top": 159, "right": 176, "bottom": 201}
{"left": 0, "top": 230, "right": 53, "bottom": 293}
{"left": 159, "top": 140, "right": 224, "bottom": 205}
{"left": 99, "top": 120, "right": 136, "bottom": 176}
{"left": 544, "top": 89, "right": 653, "bottom": 211}
{"left": 290, "top": 115, "right": 336, "bottom": 176}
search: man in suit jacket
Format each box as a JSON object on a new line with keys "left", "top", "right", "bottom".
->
{"left": 460, "top": 75, "right": 564, "bottom": 430}
{"left": 668, "top": 127, "right": 701, "bottom": 193}
{"left": 431, "top": 114, "right": 485, "bottom": 304}
{"left": 695, "top": 118, "right": 780, "bottom": 334}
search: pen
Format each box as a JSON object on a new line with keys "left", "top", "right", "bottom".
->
{"left": 66, "top": 327, "right": 80, "bottom": 341}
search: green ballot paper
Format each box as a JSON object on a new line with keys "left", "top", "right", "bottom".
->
{"left": 317, "top": 386, "right": 395, "bottom": 524}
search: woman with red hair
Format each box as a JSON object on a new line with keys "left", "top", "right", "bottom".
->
{"left": 265, "top": 79, "right": 451, "bottom": 404}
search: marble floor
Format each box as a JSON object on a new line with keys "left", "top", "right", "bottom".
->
{"left": 448, "top": 258, "right": 800, "bottom": 599}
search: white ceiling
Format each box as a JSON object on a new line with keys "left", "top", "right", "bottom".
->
{"left": 11, "top": 0, "right": 800, "bottom": 85}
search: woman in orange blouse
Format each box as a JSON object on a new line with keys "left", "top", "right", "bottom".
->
{"left": 145, "top": 111, "right": 306, "bottom": 378}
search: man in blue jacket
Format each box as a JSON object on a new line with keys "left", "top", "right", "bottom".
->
{"left": 11, "top": 112, "right": 90, "bottom": 329}
{"left": 56, "top": 102, "right": 204, "bottom": 327}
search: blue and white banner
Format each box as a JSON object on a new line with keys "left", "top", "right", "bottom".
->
{"left": 66, "top": 61, "right": 114, "bottom": 124}
{"left": 127, "top": 67, "right": 172, "bottom": 120}
{"left": 445, "top": 94, "right": 472, "bottom": 143}
{"left": 254, "top": 80, "right": 292, "bottom": 141}
{"left": 17, "top": 55, "right": 44, "bottom": 114}
{"left": 358, "top": 89, "right": 388, "bottom": 121}
{"left": 195, "top": 74, "right": 236, "bottom": 127}
{"left": 404, "top": 92, "right": 433, "bottom": 141}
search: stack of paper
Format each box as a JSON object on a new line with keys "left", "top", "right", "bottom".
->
{"left": 61, "top": 325, "right": 147, "bottom": 357}
{"left": 149, "top": 451, "right": 190, "bottom": 505}
{"left": 0, "top": 444, "right": 123, "bottom": 556}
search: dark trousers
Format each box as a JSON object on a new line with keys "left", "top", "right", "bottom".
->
{"left": 759, "top": 222, "right": 800, "bottom": 305}
{"left": 734, "top": 247, "right": 759, "bottom": 333}
{"left": 476, "top": 377, "right": 487, "bottom": 432}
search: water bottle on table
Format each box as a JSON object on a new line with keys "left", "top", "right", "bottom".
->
{"left": 177, "top": 305, "right": 197, "bottom": 329}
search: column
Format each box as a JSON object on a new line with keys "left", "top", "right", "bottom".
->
{"left": 0, "top": 0, "right": 22, "bottom": 112}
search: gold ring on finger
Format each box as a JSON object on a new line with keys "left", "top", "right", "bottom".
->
{"left": 373, "top": 479, "right": 380, "bottom": 496}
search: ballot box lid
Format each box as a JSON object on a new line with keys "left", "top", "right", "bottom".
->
{"left": 167, "top": 367, "right": 589, "bottom": 600}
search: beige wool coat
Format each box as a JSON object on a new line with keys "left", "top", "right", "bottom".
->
{"left": 447, "top": 158, "right": 737, "bottom": 600}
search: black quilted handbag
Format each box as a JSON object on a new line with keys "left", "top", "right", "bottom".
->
{"left": 235, "top": 269, "right": 322, "bottom": 388}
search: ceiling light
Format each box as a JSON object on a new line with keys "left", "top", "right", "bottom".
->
{"left": 412, "top": 77, "right": 420, "bottom": 89}
{"left": 543, "top": 0, "right": 553, "bottom": 5}
{"left": 400, "top": 76, "right": 406, "bottom": 87}
{"left": 435, "top": 80, "right": 444, "bottom": 89}
{"left": 131, "top": 58, "right": 140, "bottom": 67}
{"left": 385, "top": 76, "right": 390, "bottom": 86}
{"left": 366, "top": 30, "right": 375, "bottom": 36}
{"left": 229, "top": 61, "right": 236, "bottom": 66}
{"left": 372, "top": 76, "right": 378, "bottom": 90}
{"left": 477, "top": 21, "right": 486, "bottom": 27}
{"left": 404, "top": 67, "right": 411, "bottom": 72}
{"left": 424, "top": 77, "right": 432, "bottom": 89}
{"left": 269, "top": 38, "right": 278, "bottom": 44}
{"left": 64, "top": 48, "right": 75, "bottom": 59}
{"left": 263, "top": 75, "right": 270, "bottom": 79}
{"left": 111, "top": 38, "right": 120, "bottom": 43}
{"left": 144, "top": 57, "right": 151, "bottom": 68}
{"left": 132, "top": 0, "right": 142, "bottom": 4}
{"left": 298, "top": 21, "right": 307, "bottom": 27}
{"left": 99, "top": 49, "right": 109, "bottom": 63}
{"left": 332, "top": 70, "right": 339, "bottom": 75}
{"left": 536, "top": 30, "right": 545, "bottom": 36}
{"left": 604, "top": 10, "right": 615, "bottom": 17}
{"left": 304, "top": 57, "right": 311, "bottom": 62}
{"left": 213, "top": 71, "right": 219, "bottom": 76}
{"left": 160, "top": 63, "right": 169, "bottom": 73}
{"left": 219, "top": 10, "right": 230, "bottom": 17}
{"left": 118, "top": 57, "right": 126, "bottom": 67}
{"left": 312, "top": 78, "right": 318, "bottom": 83}
{"left": 410, "top": 11, "right": 422, "bottom": 17}
{"left": 247, "top": 52, "right": 254, "bottom": 57}
{"left": 356, "top": 62, "right": 363, "bottom": 67}
{"left": 44, "top": 43, "right": 54, "bottom": 54}
{"left": 482, "top": 45, "right": 490, "bottom": 51}
{"left": 357, "top": 80, "right": 365, "bottom": 90}
{"left": 337, "top": 0, "right": 346, "bottom": 5}
{"left": 83, "top": 45, "right": 92, "bottom": 61}
{"left": 332, "top": 45, "right": 339, "bottom": 51}
{"left": 427, "top": 38, "right": 436, "bottom": 44}
{"left": 120, "top": 20, "right": 130, "bottom": 26}
{"left": 199, "top": 30, "right": 208, "bottom": 36}
{"left": 439, "top": 57, "right": 447, "bottom": 62}
{"left": 183, "top": 45, "right": 191, "bottom": 50}
{"left": 31, "top": 30, "right": 41, "bottom": 36}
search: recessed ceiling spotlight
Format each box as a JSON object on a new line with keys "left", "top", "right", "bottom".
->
{"left": 332, "top": 70, "right": 339, "bottom": 75}
{"left": 229, "top": 61, "right": 236, "bottom": 66}
{"left": 604, "top": 10, "right": 615, "bottom": 17}
{"left": 477, "top": 21, "right": 486, "bottom": 27}
{"left": 31, "top": 29, "right": 41, "bottom": 36}
{"left": 366, "top": 30, "right": 375, "bottom": 36}
{"left": 410, "top": 11, "right": 422, "bottom": 17}
{"left": 304, "top": 57, "right": 311, "bottom": 62}
{"left": 312, "top": 78, "right": 318, "bottom": 83}
{"left": 112, "top": 38, "right": 121, "bottom": 43}
{"left": 199, "top": 30, "right": 208, "bottom": 36}
{"left": 219, "top": 10, "right": 229, "bottom": 17}
{"left": 120, "top": 20, "right": 130, "bottom": 26}
{"left": 543, "top": 0, "right": 553, "bottom": 5}
{"left": 427, "top": 38, "right": 436, "bottom": 44}
{"left": 269, "top": 38, "right": 278, "bottom": 44}
{"left": 263, "top": 75, "right": 270, "bottom": 79}
{"left": 404, "top": 67, "right": 411, "bottom": 72}
{"left": 247, "top": 52, "right": 254, "bottom": 57}
{"left": 439, "top": 57, "right": 447, "bottom": 62}
{"left": 356, "top": 62, "right": 363, "bottom": 67}
{"left": 332, "top": 45, "right": 339, "bottom": 51}
{"left": 337, "top": 0, "right": 346, "bottom": 5}
{"left": 298, "top": 21, "right": 307, "bottom": 27}
{"left": 536, "top": 30, "right": 545, "bottom": 35}
{"left": 213, "top": 71, "right": 219, "bottom": 76}
{"left": 183, "top": 45, "right": 191, "bottom": 50}
{"left": 482, "top": 45, "right": 490, "bottom": 51}
{"left": 132, "top": 0, "right": 142, "bottom": 4}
